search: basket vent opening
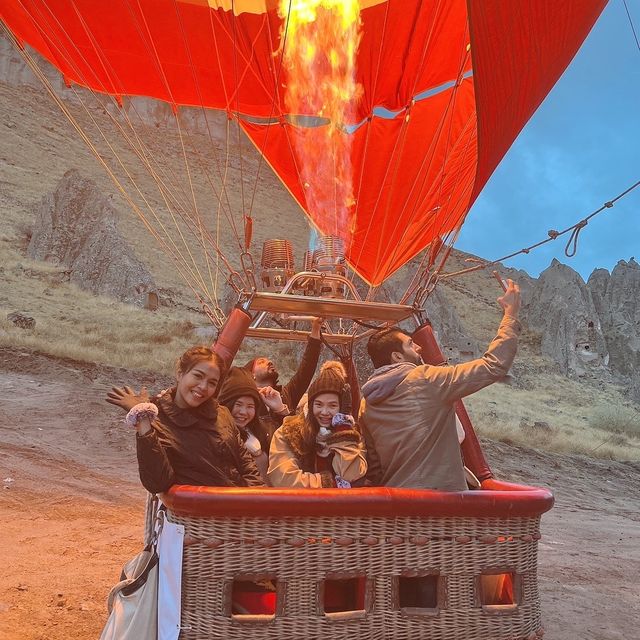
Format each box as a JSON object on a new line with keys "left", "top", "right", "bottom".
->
{"left": 398, "top": 575, "right": 439, "bottom": 609}
{"left": 478, "top": 572, "right": 518, "bottom": 610}
{"left": 322, "top": 577, "right": 367, "bottom": 616}
{"left": 231, "top": 579, "right": 277, "bottom": 619}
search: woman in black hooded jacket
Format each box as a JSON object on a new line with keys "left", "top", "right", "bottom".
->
{"left": 107, "top": 346, "right": 264, "bottom": 493}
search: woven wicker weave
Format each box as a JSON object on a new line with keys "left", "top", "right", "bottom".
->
{"left": 167, "top": 510, "right": 543, "bottom": 640}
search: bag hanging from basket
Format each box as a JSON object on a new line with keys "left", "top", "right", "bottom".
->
{"left": 100, "top": 494, "right": 161, "bottom": 640}
{"left": 100, "top": 546, "right": 159, "bottom": 640}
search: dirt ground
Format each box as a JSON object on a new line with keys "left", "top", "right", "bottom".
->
{"left": 1, "top": 347, "right": 639, "bottom": 640}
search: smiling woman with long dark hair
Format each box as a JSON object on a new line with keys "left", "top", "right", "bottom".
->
{"left": 107, "top": 346, "right": 264, "bottom": 493}
{"left": 267, "top": 369, "right": 367, "bottom": 488}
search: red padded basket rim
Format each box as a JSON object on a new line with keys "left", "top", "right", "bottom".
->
{"left": 161, "top": 481, "right": 553, "bottom": 519}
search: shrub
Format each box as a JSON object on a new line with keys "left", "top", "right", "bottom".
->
{"left": 588, "top": 406, "right": 640, "bottom": 437}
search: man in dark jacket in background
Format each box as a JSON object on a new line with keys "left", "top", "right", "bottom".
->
{"left": 244, "top": 316, "right": 324, "bottom": 417}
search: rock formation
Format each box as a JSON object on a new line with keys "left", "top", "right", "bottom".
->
{"left": 496, "top": 265, "right": 537, "bottom": 304}
{"left": 587, "top": 259, "right": 640, "bottom": 397}
{"left": 7, "top": 312, "right": 36, "bottom": 329}
{"left": 522, "top": 259, "right": 608, "bottom": 376}
{"left": 520, "top": 256, "right": 640, "bottom": 401}
{"left": 380, "top": 255, "right": 479, "bottom": 363}
{"left": 424, "top": 286, "right": 479, "bottom": 363}
{"left": 28, "top": 169, "right": 157, "bottom": 306}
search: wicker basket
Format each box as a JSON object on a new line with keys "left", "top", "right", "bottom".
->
{"left": 162, "top": 482, "right": 552, "bottom": 640}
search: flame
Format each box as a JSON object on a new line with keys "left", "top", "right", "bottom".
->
{"left": 278, "top": 0, "right": 362, "bottom": 243}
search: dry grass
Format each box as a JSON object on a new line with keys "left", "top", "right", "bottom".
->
{"left": 0, "top": 217, "right": 302, "bottom": 376}
{"left": 0, "top": 301, "right": 202, "bottom": 375}
{"left": 588, "top": 405, "right": 640, "bottom": 438}
{"left": 464, "top": 372, "right": 640, "bottom": 461}
{"left": 0, "top": 239, "right": 206, "bottom": 373}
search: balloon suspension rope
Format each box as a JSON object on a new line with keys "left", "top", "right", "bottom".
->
{"left": 436, "top": 179, "right": 640, "bottom": 283}
{"left": 623, "top": 0, "right": 640, "bottom": 55}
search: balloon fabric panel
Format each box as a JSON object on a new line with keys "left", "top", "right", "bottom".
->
{"left": 242, "top": 79, "right": 476, "bottom": 285}
{"left": 468, "top": 0, "right": 609, "bottom": 200}
{"left": 1, "top": 0, "right": 609, "bottom": 285}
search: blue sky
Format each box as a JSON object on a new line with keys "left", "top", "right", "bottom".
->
{"left": 456, "top": 0, "right": 640, "bottom": 280}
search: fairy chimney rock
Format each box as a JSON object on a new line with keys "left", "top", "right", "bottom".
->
{"left": 524, "top": 259, "right": 608, "bottom": 376}
{"left": 587, "top": 259, "right": 640, "bottom": 384}
{"left": 27, "top": 169, "right": 157, "bottom": 306}
{"left": 586, "top": 268, "right": 610, "bottom": 319}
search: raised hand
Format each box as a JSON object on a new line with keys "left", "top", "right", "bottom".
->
{"left": 106, "top": 385, "right": 150, "bottom": 412}
{"left": 497, "top": 279, "right": 521, "bottom": 318}
{"left": 310, "top": 317, "right": 325, "bottom": 339}
{"left": 258, "top": 385, "right": 287, "bottom": 414}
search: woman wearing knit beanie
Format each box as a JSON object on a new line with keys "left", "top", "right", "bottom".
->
{"left": 267, "top": 369, "right": 367, "bottom": 488}
{"left": 219, "top": 367, "right": 284, "bottom": 483}
{"left": 296, "top": 358, "right": 360, "bottom": 418}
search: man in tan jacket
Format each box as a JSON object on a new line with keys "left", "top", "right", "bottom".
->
{"left": 359, "top": 280, "right": 521, "bottom": 491}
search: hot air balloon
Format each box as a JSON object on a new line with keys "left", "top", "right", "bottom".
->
{"left": 1, "top": 1, "right": 605, "bottom": 638}
{"left": 1, "top": 0, "right": 607, "bottom": 285}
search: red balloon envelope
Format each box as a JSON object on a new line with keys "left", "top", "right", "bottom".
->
{"left": 1, "top": 0, "right": 607, "bottom": 285}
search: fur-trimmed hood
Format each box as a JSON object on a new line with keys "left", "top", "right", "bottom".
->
{"left": 278, "top": 413, "right": 316, "bottom": 460}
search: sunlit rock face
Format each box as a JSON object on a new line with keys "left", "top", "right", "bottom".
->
{"left": 424, "top": 286, "right": 479, "bottom": 364}
{"left": 28, "top": 169, "right": 157, "bottom": 306}
{"left": 523, "top": 259, "right": 608, "bottom": 376}
{"left": 588, "top": 259, "right": 640, "bottom": 398}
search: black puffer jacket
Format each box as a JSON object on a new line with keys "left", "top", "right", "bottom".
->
{"left": 136, "top": 388, "right": 264, "bottom": 493}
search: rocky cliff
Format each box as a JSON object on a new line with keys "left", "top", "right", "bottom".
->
{"left": 521, "top": 258, "right": 640, "bottom": 400}
{"left": 522, "top": 259, "right": 608, "bottom": 375}
{"left": 587, "top": 259, "right": 640, "bottom": 381}
{"left": 28, "top": 170, "right": 157, "bottom": 306}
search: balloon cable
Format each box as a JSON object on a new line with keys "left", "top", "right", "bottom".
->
{"left": 623, "top": 0, "right": 640, "bottom": 54}
{"left": 438, "top": 179, "right": 640, "bottom": 282}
